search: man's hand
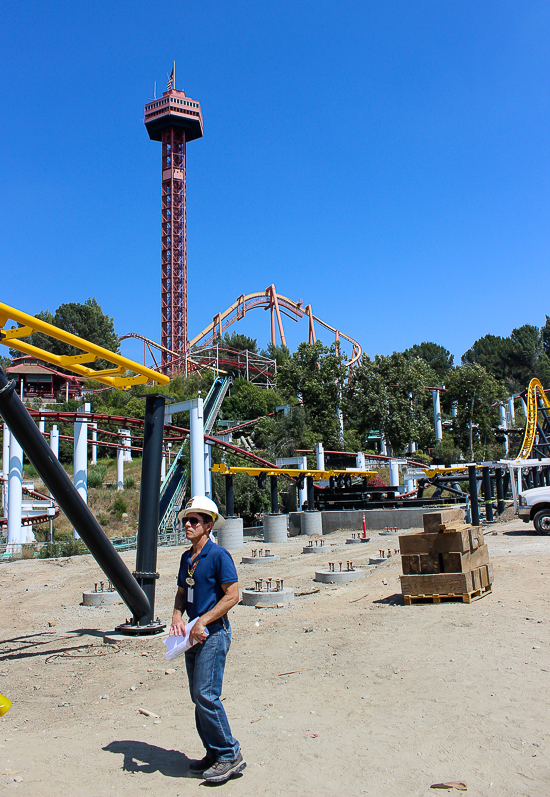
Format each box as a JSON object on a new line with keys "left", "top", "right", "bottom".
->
{"left": 169, "top": 615, "right": 187, "bottom": 636}
{"left": 189, "top": 619, "right": 208, "bottom": 645}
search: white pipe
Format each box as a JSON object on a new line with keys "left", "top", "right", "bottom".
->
{"left": 91, "top": 424, "right": 97, "bottom": 466}
{"left": 190, "top": 397, "right": 205, "bottom": 497}
{"left": 7, "top": 432, "right": 23, "bottom": 551}
{"left": 499, "top": 404, "right": 509, "bottom": 455}
{"left": 507, "top": 397, "right": 515, "bottom": 426}
{"left": 389, "top": 459, "right": 399, "bottom": 489}
{"left": 299, "top": 455, "right": 308, "bottom": 510}
{"left": 73, "top": 403, "right": 90, "bottom": 539}
{"left": 432, "top": 389, "right": 443, "bottom": 442}
{"left": 50, "top": 425, "right": 59, "bottom": 459}
{"left": 39, "top": 418, "right": 45, "bottom": 435}
{"left": 315, "top": 442, "right": 325, "bottom": 471}
{"left": 161, "top": 451, "right": 167, "bottom": 482}
{"left": 2, "top": 423, "right": 9, "bottom": 510}
{"left": 116, "top": 445, "right": 124, "bottom": 491}
{"left": 204, "top": 443, "right": 212, "bottom": 498}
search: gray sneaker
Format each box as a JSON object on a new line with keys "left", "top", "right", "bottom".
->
{"left": 202, "top": 752, "right": 246, "bottom": 783}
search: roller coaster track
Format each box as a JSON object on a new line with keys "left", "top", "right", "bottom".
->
{"left": 121, "top": 285, "right": 362, "bottom": 372}
{"left": 517, "top": 378, "right": 550, "bottom": 459}
{"left": 26, "top": 410, "right": 280, "bottom": 469}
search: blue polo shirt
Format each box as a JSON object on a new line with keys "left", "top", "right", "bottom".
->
{"left": 177, "top": 539, "right": 238, "bottom": 621}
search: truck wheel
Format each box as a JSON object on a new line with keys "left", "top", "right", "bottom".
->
{"left": 533, "top": 510, "right": 550, "bottom": 535}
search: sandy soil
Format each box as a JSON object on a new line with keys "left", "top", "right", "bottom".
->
{"left": 1, "top": 520, "right": 549, "bottom": 797}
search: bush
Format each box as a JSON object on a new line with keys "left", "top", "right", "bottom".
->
{"left": 38, "top": 539, "right": 88, "bottom": 558}
{"left": 88, "top": 463, "right": 107, "bottom": 489}
{"left": 97, "top": 512, "right": 109, "bottom": 526}
{"left": 112, "top": 495, "right": 128, "bottom": 518}
{"left": 123, "top": 475, "right": 136, "bottom": 490}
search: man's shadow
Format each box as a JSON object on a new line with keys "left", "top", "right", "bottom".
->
{"left": 103, "top": 740, "right": 193, "bottom": 778}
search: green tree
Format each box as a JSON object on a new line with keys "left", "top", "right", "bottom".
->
{"left": 346, "top": 353, "right": 435, "bottom": 453}
{"left": 403, "top": 342, "right": 454, "bottom": 383}
{"left": 223, "top": 332, "right": 258, "bottom": 353}
{"left": 254, "top": 406, "right": 316, "bottom": 459}
{"left": 276, "top": 341, "right": 346, "bottom": 445}
{"left": 18, "top": 299, "right": 119, "bottom": 371}
{"left": 260, "top": 342, "right": 291, "bottom": 367}
{"left": 222, "top": 379, "right": 281, "bottom": 420}
{"left": 446, "top": 363, "right": 506, "bottom": 460}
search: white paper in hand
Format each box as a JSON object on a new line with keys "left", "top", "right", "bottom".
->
{"left": 163, "top": 617, "right": 209, "bottom": 661}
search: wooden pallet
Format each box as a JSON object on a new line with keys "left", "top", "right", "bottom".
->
{"left": 403, "top": 584, "right": 492, "bottom": 605}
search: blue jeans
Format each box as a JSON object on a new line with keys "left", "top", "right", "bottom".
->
{"left": 184, "top": 621, "right": 240, "bottom": 762}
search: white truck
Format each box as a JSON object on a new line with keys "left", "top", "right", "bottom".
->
{"left": 518, "top": 486, "right": 550, "bottom": 535}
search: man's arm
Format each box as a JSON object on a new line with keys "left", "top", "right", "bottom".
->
{"left": 169, "top": 586, "right": 187, "bottom": 636}
{"left": 189, "top": 582, "right": 239, "bottom": 644}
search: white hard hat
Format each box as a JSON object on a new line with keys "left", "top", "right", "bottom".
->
{"left": 178, "top": 496, "right": 225, "bottom": 530}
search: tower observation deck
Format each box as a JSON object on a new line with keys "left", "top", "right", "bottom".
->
{"left": 144, "top": 67, "right": 203, "bottom": 372}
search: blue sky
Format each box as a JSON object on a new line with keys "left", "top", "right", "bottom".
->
{"left": 1, "top": 0, "right": 548, "bottom": 367}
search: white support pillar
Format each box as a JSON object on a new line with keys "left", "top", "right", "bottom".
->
{"left": 389, "top": 459, "right": 400, "bottom": 489}
{"left": 337, "top": 406, "right": 344, "bottom": 444}
{"left": 190, "top": 397, "right": 205, "bottom": 497}
{"left": 404, "top": 475, "right": 415, "bottom": 493}
{"left": 314, "top": 442, "right": 325, "bottom": 472}
{"left": 507, "top": 397, "right": 515, "bottom": 426}
{"left": 91, "top": 424, "right": 97, "bottom": 466}
{"left": 73, "top": 403, "right": 90, "bottom": 539}
{"left": 118, "top": 429, "right": 132, "bottom": 462}
{"left": 161, "top": 450, "right": 167, "bottom": 482}
{"left": 7, "top": 432, "right": 23, "bottom": 552}
{"left": 432, "top": 389, "right": 443, "bottom": 442}
{"left": 408, "top": 441, "right": 416, "bottom": 454}
{"left": 204, "top": 443, "right": 212, "bottom": 498}
{"left": 451, "top": 401, "right": 458, "bottom": 419}
{"left": 521, "top": 398, "right": 528, "bottom": 417}
{"left": 116, "top": 445, "right": 124, "bottom": 491}
{"left": 299, "top": 455, "right": 308, "bottom": 510}
{"left": 499, "top": 404, "right": 509, "bottom": 455}
{"left": 50, "top": 425, "right": 59, "bottom": 459}
{"left": 39, "top": 417, "right": 45, "bottom": 435}
{"left": 356, "top": 451, "right": 366, "bottom": 470}
{"left": 517, "top": 467, "right": 522, "bottom": 494}
{"left": 2, "top": 423, "right": 9, "bottom": 511}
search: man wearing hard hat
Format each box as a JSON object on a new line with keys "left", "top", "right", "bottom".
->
{"left": 169, "top": 496, "right": 245, "bottom": 783}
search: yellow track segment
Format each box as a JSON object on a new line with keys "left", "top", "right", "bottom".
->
{"left": 518, "top": 378, "right": 550, "bottom": 459}
{"left": 423, "top": 464, "right": 482, "bottom": 478}
{"left": 212, "top": 463, "right": 376, "bottom": 481}
{"left": 0, "top": 301, "right": 169, "bottom": 390}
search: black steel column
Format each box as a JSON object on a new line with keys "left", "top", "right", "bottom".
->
{"left": 482, "top": 466, "right": 493, "bottom": 521}
{"left": 468, "top": 465, "right": 480, "bottom": 526}
{"left": 225, "top": 473, "right": 234, "bottom": 516}
{"left": 0, "top": 368, "right": 150, "bottom": 621}
{"left": 495, "top": 468, "right": 505, "bottom": 515}
{"left": 270, "top": 475, "right": 278, "bottom": 514}
{"left": 132, "top": 394, "right": 166, "bottom": 629}
{"left": 533, "top": 467, "right": 540, "bottom": 488}
{"left": 307, "top": 475, "right": 315, "bottom": 511}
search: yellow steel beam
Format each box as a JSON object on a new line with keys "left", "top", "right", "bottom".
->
{"left": 0, "top": 301, "right": 169, "bottom": 390}
{"left": 212, "top": 463, "right": 376, "bottom": 481}
{"left": 423, "top": 465, "right": 482, "bottom": 478}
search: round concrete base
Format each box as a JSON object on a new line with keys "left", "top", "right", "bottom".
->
{"left": 302, "top": 545, "right": 333, "bottom": 553}
{"left": 345, "top": 537, "right": 371, "bottom": 544}
{"left": 241, "top": 587, "right": 294, "bottom": 606}
{"left": 302, "top": 511, "right": 323, "bottom": 536}
{"left": 314, "top": 569, "right": 365, "bottom": 584}
{"left": 82, "top": 590, "right": 123, "bottom": 607}
{"left": 217, "top": 517, "right": 244, "bottom": 550}
{"left": 263, "top": 514, "right": 288, "bottom": 543}
{"left": 241, "top": 554, "right": 281, "bottom": 564}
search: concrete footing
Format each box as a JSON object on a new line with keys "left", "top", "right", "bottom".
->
{"left": 301, "top": 511, "right": 323, "bottom": 536}
{"left": 263, "top": 514, "right": 287, "bottom": 543}
{"left": 82, "top": 590, "right": 123, "bottom": 607}
{"left": 302, "top": 544, "right": 332, "bottom": 554}
{"left": 241, "top": 554, "right": 280, "bottom": 564}
{"left": 314, "top": 569, "right": 365, "bottom": 584}
{"left": 217, "top": 517, "right": 244, "bottom": 550}
{"left": 241, "top": 587, "right": 294, "bottom": 606}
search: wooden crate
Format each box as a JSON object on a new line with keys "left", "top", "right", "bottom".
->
{"left": 422, "top": 508, "right": 464, "bottom": 534}
{"left": 400, "top": 566, "right": 492, "bottom": 597}
{"left": 400, "top": 529, "right": 473, "bottom": 555}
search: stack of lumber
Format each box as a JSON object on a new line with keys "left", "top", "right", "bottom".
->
{"left": 399, "top": 508, "right": 493, "bottom": 604}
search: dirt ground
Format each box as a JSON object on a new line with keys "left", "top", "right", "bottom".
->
{"left": 1, "top": 519, "right": 549, "bottom": 797}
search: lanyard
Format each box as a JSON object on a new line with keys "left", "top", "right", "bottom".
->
{"left": 186, "top": 555, "right": 200, "bottom": 586}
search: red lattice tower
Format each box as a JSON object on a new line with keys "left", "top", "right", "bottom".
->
{"left": 144, "top": 72, "right": 203, "bottom": 372}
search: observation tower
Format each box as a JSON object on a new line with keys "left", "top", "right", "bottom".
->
{"left": 144, "top": 64, "right": 203, "bottom": 372}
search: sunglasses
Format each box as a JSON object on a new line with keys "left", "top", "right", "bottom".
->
{"left": 185, "top": 516, "right": 204, "bottom": 526}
